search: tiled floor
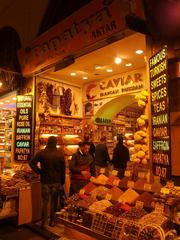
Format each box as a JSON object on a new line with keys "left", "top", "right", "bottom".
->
{"left": 0, "top": 220, "right": 46, "bottom": 240}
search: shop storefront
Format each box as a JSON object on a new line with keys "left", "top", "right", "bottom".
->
{"left": 0, "top": 0, "right": 179, "bottom": 238}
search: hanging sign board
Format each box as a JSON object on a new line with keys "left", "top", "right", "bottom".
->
{"left": 149, "top": 47, "right": 171, "bottom": 180}
{"left": 14, "top": 95, "right": 33, "bottom": 162}
{"left": 18, "top": 0, "right": 144, "bottom": 76}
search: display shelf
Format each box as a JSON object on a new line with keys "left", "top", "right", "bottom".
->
{"left": 4, "top": 117, "right": 14, "bottom": 168}
{"left": 57, "top": 217, "right": 112, "bottom": 240}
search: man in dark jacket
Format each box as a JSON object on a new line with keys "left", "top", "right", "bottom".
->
{"left": 29, "top": 136, "right": 65, "bottom": 227}
{"left": 112, "top": 135, "right": 130, "bottom": 179}
{"left": 84, "top": 134, "right": 95, "bottom": 160}
{"left": 69, "top": 141, "right": 95, "bottom": 196}
{"left": 95, "top": 136, "right": 110, "bottom": 176}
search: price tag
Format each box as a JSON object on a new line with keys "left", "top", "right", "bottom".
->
{"left": 166, "top": 181, "right": 174, "bottom": 189}
{"left": 144, "top": 183, "right": 152, "bottom": 191}
{"left": 124, "top": 170, "right": 131, "bottom": 177}
{"left": 160, "top": 187, "right": 170, "bottom": 195}
{"left": 113, "top": 179, "right": 120, "bottom": 186}
{"left": 100, "top": 168, "right": 105, "bottom": 174}
{"left": 79, "top": 189, "right": 85, "bottom": 195}
{"left": 155, "top": 203, "right": 164, "bottom": 213}
{"left": 105, "top": 193, "right": 112, "bottom": 201}
{"left": 127, "top": 181, "right": 135, "bottom": 188}
{"left": 90, "top": 176, "right": 95, "bottom": 182}
{"left": 111, "top": 170, "right": 118, "bottom": 176}
{"left": 138, "top": 172, "right": 145, "bottom": 179}
{"left": 136, "top": 201, "right": 144, "bottom": 209}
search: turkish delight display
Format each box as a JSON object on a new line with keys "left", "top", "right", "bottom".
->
{"left": 89, "top": 200, "right": 112, "bottom": 213}
{"left": 119, "top": 177, "right": 130, "bottom": 189}
{"left": 134, "top": 178, "right": 148, "bottom": 190}
{"left": 82, "top": 182, "right": 96, "bottom": 194}
{"left": 139, "top": 211, "right": 168, "bottom": 227}
{"left": 104, "top": 202, "right": 131, "bottom": 217}
{"left": 77, "top": 195, "right": 97, "bottom": 209}
{"left": 106, "top": 186, "right": 123, "bottom": 201}
{"left": 91, "top": 186, "right": 109, "bottom": 200}
{"left": 106, "top": 175, "right": 119, "bottom": 186}
{"left": 93, "top": 174, "right": 108, "bottom": 185}
{"left": 119, "top": 188, "right": 139, "bottom": 204}
{"left": 121, "top": 206, "right": 147, "bottom": 220}
{"left": 136, "top": 191, "right": 154, "bottom": 208}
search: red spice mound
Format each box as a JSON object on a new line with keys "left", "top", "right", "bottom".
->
{"left": 83, "top": 182, "right": 96, "bottom": 194}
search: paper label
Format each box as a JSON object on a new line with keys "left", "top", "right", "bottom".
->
{"left": 166, "top": 181, "right": 174, "bottom": 189}
{"left": 105, "top": 193, "right": 112, "bottom": 200}
{"left": 127, "top": 181, "right": 135, "bottom": 188}
{"left": 111, "top": 170, "right": 118, "bottom": 176}
{"left": 79, "top": 189, "right": 85, "bottom": 195}
{"left": 100, "top": 168, "right": 105, "bottom": 174}
{"left": 124, "top": 170, "right": 131, "bottom": 177}
{"left": 144, "top": 183, "right": 152, "bottom": 191}
{"left": 136, "top": 201, "right": 144, "bottom": 209}
{"left": 113, "top": 179, "right": 120, "bottom": 186}
{"left": 160, "top": 187, "right": 170, "bottom": 195}
{"left": 155, "top": 203, "right": 164, "bottom": 213}
{"left": 90, "top": 176, "right": 95, "bottom": 182}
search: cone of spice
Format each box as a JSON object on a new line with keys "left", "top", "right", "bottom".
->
{"left": 83, "top": 182, "right": 96, "bottom": 194}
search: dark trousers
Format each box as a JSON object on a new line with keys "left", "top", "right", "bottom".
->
{"left": 41, "top": 184, "right": 60, "bottom": 225}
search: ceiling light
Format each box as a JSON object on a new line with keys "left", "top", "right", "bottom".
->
{"left": 95, "top": 65, "right": 102, "bottom": 70}
{"left": 0, "top": 82, "right": 2, "bottom": 87}
{"left": 70, "top": 72, "right": 77, "bottom": 76}
{"left": 0, "top": 102, "right": 3, "bottom": 105}
{"left": 5, "top": 100, "right": 10, "bottom": 103}
{"left": 12, "top": 97, "right": 16, "bottom": 100}
{"left": 82, "top": 76, "right": 88, "bottom": 80}
{"left": 106, "top": 69, "right": 113, "bottom": 72}
{"left": 3, "top": 108, "right": 7, "bottom": 110}
{"left": 125, "top": 63, "right": 132, "bottom": 67}
{"left": 135, "top": 49, "right": 144, "bottom": 54}
{"left": 114, "top": 57, "right": 122, "bottom": 64}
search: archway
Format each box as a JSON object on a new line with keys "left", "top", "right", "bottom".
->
{"left": 94, "top": 93, "right": 137, "bottom": 120}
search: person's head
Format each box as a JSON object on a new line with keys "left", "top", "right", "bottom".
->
{"left": 47, "top": 136, "right": 57, "bottom": 147}
{"left": 117, "top": 134, "right": 123, "bottom": 144}
{"left": 84, "top": 134, "right": 90, "bottom": 142}
{"left": 79, "top": 141, "right": 90, "bottom": 155}
{"left": 100, "top": 136, "right": 106, "bottom": 143}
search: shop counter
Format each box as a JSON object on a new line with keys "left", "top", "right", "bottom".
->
{"left": 57, "top": 217, "right": 112, "bottom": 240}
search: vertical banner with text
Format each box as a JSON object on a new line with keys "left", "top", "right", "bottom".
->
{"left": 149, "top": 47, "right": 171, "bottom": 180}
{"left": 14, "top": 95, "right": 33, "bottom": 162}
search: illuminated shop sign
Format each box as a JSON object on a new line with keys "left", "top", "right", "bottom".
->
{"left": 14, "top": 95, "right": 33, "bottom": 162}
{"left": 84, "top": 69, "right": 146, "bottom": 101}
{"left": 94, "top": 117, "right": 112, "bottom": 125}
{"left": 149, "top": 47, "right": 171, "bottom": 180}
{"left": 18, "top": 0, "right": 144, "bottom": 76}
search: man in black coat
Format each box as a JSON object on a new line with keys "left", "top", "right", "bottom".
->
{"left": 95, "top": 136, "right": 110, "bottom": 176}
{"left": 112, "top": 135, "right": 130, "bottom": 179}
{"left": 29, "top": 136, "right": 65, "bottom": 227}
